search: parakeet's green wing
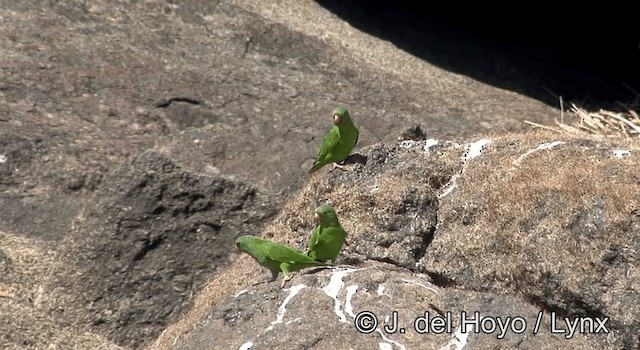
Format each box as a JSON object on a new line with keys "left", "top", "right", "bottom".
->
{"left": 306, "top": 204, "right": 348, "bottom": 263}
{"left": 342, "top": 121, "right": 358, "bottom": 156}
{"left": 236, "top": 235, "right": 326, "bottom": 288}
{"left": 308, "top": 226, "right": 347, "bottom": 263}
{"left": 353, "top": 127, "right": 359, "bottom": 150}
{"left": 315, "top": 128, "right": 341, "bottom": 165}
{"left": 307, "top": 226, "right": 321, "bottom": 257}
{"left": 263, "top": 241, "right": 322, "bottom": 267}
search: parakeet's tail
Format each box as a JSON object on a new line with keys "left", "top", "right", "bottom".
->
{"left": 307, "top": 163, "right": 323, "bottom": 175}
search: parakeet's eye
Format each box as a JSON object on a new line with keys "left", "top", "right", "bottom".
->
{"left": 333, "top": 114, "right": 341, "bottom": 124}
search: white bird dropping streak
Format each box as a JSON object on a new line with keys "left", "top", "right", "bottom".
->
{"left": 513, "top": 140, "right": 565, "bottom": 165}
{"left": 438, "top": 173, "right": 459, "bottom": 199}
{"left": 424, "top": 139, "right": 439, "bottom": 152}
{"left": 322, "top": 268, "right": 360, "bottom": 323}
{"left": 376, "top": 284, "right": 387, "bottom": 296}
{"left": 344, "top": 285, "right": 358, "bottom": 318}
{"left": 612, "top": 149, "right": 631, "bottom": 158}
{"left": 239, "top": 341, "right": 254, "bottom": 350}
{"left": 234, "top": 289, "right": 248, "bottom": 297}
{"left": 286, "top": 317, "right": 302, "bottom": 325}
{"left": 538, "top": 140, "right": 565, "bottom": 150}
{"left": 377, "top": 330, "right": 406, "bottom": 350}
{"left": 265, "top": 284, "right": 306, "bottom": 331}
{"left": 439, "top": 139, "right": 490, "bottom": 199}
{"left": 399, "top": 140, "right": 415, "bottom": 148}
{"left": 401, "top": 279, "right": 437, "bottom": 293}
{"left": 462, "top": 139, "right": 491, "bottom": 162}
{"left": 439, "top": 326, "right": 470, "bottom": 350}
{"left": 379, "top": 343, "right": 393, "bottom": 350}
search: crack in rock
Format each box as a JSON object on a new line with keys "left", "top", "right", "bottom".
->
{"left": 153, "top": 97, "right": 202, "bottom": 108}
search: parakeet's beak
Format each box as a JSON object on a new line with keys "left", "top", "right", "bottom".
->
{"left": 314, "top": 212, "right": 321, "bottom": 225}
{"left": 333, "top": 114, "right": 341, "bottom": 125}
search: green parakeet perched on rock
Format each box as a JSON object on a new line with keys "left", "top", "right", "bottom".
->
{"left": 308, "top": 107, "right": 359, "bottom": 174}
{"left": 307, "top": 204, "right": 348, "bottom": 263}
{"left": 235, "top": 235, "right": 325, "bottom": 288}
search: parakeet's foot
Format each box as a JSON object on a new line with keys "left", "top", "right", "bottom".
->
{"left": 280, "top": 274, "right": 293, "bottom": 288}
{"left": 332, "top": 162, "right": 348, "bottom": 170}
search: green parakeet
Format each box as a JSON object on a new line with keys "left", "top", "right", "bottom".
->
{"left": 235, "top": 235, "right": 325, "bottom": 288}
{"left": 307, "top": 204, "right": 348, "bottom": 263}
{"left": 308, "top": 107, "right": 359, "bottom": 174}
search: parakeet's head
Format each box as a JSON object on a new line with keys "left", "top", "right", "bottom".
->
{"left": 332, "top": 107, "right": 350, "bottom": 125}
{"left": 314, "top": 204, "right": 340, "bottom": 226}
{"left": 235, "top": 235, "right": 254, "bottom": 253}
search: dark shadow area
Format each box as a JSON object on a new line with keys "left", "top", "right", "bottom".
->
{"left": 344, "top": 153, "right": 367, "bottom": 166}
{"left": 316, "top": 1, "right": 640, "bottom": 111}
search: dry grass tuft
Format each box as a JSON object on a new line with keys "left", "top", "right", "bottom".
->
{"left": 525, "top": 102, "right": 640, "bottom": 138}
